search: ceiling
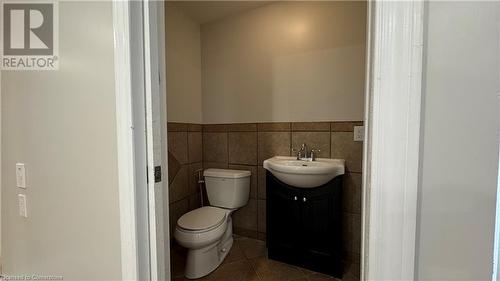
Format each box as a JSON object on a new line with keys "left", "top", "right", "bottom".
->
{"left": 168, "top": 1, "right": 273, "bottom": 24}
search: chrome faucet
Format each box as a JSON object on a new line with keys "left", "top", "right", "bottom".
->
{"left": 300, "top": 143, "right": 308, "bottom": 159}
{"left": 293, "top": 143, "right": 320, "bottom": 161}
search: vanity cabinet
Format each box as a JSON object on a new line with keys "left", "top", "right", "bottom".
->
{"left": 266, "top": 171, "right": 343, "bottom": 278}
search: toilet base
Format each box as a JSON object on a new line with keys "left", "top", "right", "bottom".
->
{"left": 184, "top": 219, "right": 234, "bottom": 279}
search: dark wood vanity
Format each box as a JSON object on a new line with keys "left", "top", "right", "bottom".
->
{"left": 266, "top": 171, "right": 343, "bottom": 278}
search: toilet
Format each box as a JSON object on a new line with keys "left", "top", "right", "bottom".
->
{"left": 174, "top": 168, "right": 251, "bottom": 279}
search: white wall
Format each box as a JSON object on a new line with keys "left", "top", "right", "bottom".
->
{"left": 1, "top": 2, "right": 122, "bottom": 279}
{"left": 166, "top": 3, "right": 202, "bottom": 124}
{"left": 201, "top": 1, "right": 366, "bottom": 124}
{"left": 416, "top": 2, "right": 500, "bottom": 280}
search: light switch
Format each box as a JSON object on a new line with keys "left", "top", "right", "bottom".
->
{"left": 16, "top": 163, "right": 26, "bottom": 188}
{"left": 18, "top": 194, "right": 28, "bottom": 218}
{"left": 354, "top": 126, "right": 364, "bottom": 142}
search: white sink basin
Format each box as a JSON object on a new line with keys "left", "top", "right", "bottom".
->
{"left": 263, "top": 156, "right": 345, "bottom": 188}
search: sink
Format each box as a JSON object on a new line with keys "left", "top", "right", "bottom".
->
{"left": 263, "top": 156, "right": 345, "bottom": 188}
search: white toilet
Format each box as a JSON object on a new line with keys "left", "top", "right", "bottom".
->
{"left": 174, "top": 168, "right": 251, "bottom": 279}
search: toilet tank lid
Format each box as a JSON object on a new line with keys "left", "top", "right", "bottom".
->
{"left": 204, "top": 168, "right": 251, "bottom": 179}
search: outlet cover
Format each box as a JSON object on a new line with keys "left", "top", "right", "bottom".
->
{"left": 18, "top": 194, "right": 28, "bottom": 218}
{"left": 354, "top": 126, "right": 364, "bottom": 142}
{"left": 16, "top": 163, "right": 26, "bottom": 188}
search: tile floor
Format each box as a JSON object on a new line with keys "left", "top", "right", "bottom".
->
{"left": 171, "top": 236, "right": 360, "bottom": 281}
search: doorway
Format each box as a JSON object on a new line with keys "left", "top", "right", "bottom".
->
{"left": 112, "top": 1, "right": 426, "bottom": 280}
{"left": 165, "top": 1, "right": 366, "bottom": 280}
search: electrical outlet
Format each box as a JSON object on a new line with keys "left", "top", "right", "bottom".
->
{"left": 16, "top": 163, "right": 26, "bottom": 188}
{"left": 354, "top": 126, "right": 364, "bottom": 142}
{"left": 18, "top": 194, "right": 28, "bottom": 218}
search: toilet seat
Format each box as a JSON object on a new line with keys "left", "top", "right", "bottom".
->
{"left": 174, "top": 207, "right": 231, "bottom": 250}
{"left": 177, "top": 206, "right": 227, "bottom": 233}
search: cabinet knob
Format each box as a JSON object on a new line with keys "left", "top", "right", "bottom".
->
{"left": 302, "top": 197, "right": 307, "bottom": 202}
{"left": 293, "top": 196, "right": 298, "bottom": 201}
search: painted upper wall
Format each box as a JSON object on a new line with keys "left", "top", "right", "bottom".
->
{"left": 417, "top": 2, "right": 500, "bottom": 279}
{"left": 201, "top": 1, "right": 366, "bottom": 124}
{"left": 166, "top": 3, "right": 203, "bottom": 124}
{"left": 1, "top": 2, "right": 122, "bottom": 279}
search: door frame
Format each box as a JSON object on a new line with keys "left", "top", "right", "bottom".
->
{"left": 112, "top": 0, "right": 168, "bottom": 280}
{"left": 361, "top": 1, "right": 424, "bottom": 280}
{"left": 112, "top": 0, "right": 425, "bottom": 280}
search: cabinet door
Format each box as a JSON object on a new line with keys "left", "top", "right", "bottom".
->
{"left": 300, "top": 178, "right": 342, "bottom": 274}
{"left": 267, "top": 172, "right": 302, "bottom": 257}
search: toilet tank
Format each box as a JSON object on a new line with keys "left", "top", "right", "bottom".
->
{"left": 203, "top": 168, "right": 251, "bottom": 209}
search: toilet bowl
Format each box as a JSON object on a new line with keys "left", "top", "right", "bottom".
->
{"left": 174, "top": 168, "right": 251, "bottom": 279}
{"left": 174, "top": 206, "right": 234, "bottom": 279}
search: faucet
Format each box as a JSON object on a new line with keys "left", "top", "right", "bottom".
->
{"left": 293, "top": 143, "right": 320, "bottom": 161}
{"left": 300, "top": 143, "right": 308, "bottom": 159}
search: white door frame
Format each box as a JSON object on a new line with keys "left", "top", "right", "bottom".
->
{"left": 112, "top": 0, "right": 425, "bottom": 280}
{"left": 362, "top": 1, "right": 424, "bottom": 280}
{"left": 112, "top": 0, "right": 168, "bottom": 280}
{"left": 143, "top": 0, "right": 167, "bottom": 280}
{"left": 112, "top": 2, "right": 140, "bottom": 279}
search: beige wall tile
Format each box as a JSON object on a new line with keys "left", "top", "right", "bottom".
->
{"left": 188, "top": 162, "right": 203, "bottom": 194}
{"left": 229, "top": 165, "right": 257, "bottom": 199}
{"left": 343, "top": 251, "right": 360, "bottom": 265}
{"left": 203, "top": 124, "right": 228, "bottom": 132}
{"left": 343, "top": 213, "right": 361, "bottom": 259}
{"left": 168, "top": 151, "right": 181, "bottom": 184}
{"left": 331, "top": 121, "right": 363, "bottom": 132}
{"left": 188, "top": 132, "right": 202, "bottom": 163}
{"left": 343, "top": 261, "right": 360, "bottom": 280}
{"left": 343, "top": 172, "right": 362, "bottom": 214}
{"left": 257, "top": 122, "right": 291, "bottom": 132}
{"left": 234, "top": 227, "right": 259, "bottom": 240}
{"left": 169, "top": 198, "right": 189, "bottom": 236}
{"left": 331, "top": 132, "right": 363, "bottom": 172}
{"left": 229, "top": 132, "right": 258, "bottom": 165}
{"left": 203, "top": 132, "right": 228, "bottom": 163}
{"left": 258, "top": 132, "right": 291, "bottom": 164}
{"left": 169, "top": 166, "right": 189, "bottom": 203}
{"left": 258, "top": 200, "right": 266, "bottom": 233}
{"left": 168, "top": 131, "right": 188, "bottom": 164}
{"left": 291, "top": 132, "right": 331, "bottom": 158}
{"left": 342, "top": 213, "right": 353, "bottom": 258}
{"left": 203, "top": 162, "right": 228, "bottom": 169}
{"left": 292, "top": 122, "right": 330, "bottom": 131}
{"left": 187, "top": 123, "right": 202, "bottom": 132}
{"left": 167, "top": 121, "right": 364, "bottom": 251}
{"left": 233, "top": 198, "right": 258, "bottom": 231}
{"left": 188, "top": 192, "right": 201, "bottom": 211}
{"left": 228, "top": 123, "right": 257, "bottom": 132}
{"left": 257, "top": 166, "right": 266, "bottom": 199}
{"left": 168, "top": 122, "right": 188, "bottom": 132}
{"left": 352, "top": 213, "right": 361, "bottom": 255}
{"left": 257, "top": 232, "right": 266, "bottom": 241}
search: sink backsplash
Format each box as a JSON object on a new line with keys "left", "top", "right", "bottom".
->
{"left": 167, "top": 121, "right": 363, "bottom": 264}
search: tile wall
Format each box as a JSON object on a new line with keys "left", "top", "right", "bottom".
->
{"left": 168, "top": 121, "right": 363, "bottom": 276}
{"left": 167, "top": 123, "right": 203, "bottom": 236}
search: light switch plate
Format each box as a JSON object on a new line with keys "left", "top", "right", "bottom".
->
{"left": 16, "top": 163, "right": 26, "bottom": 188}
{"left": 354, "top": 126, "right": 364, "bottom": 142}
{"left": 18, "top": 194, "right": 28, "bottom": 218}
